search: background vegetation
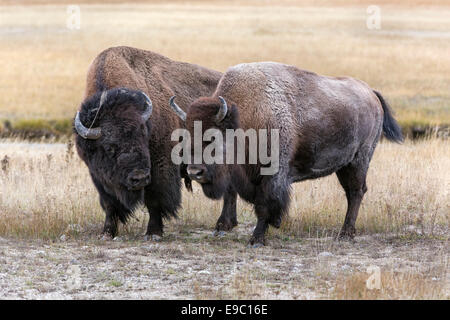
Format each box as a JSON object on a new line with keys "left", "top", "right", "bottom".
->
{"left": 0, "top": 0, "right": 449, "bottom": 138}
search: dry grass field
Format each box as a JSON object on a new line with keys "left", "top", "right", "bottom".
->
{"left": 0, "top": 0, "right": 449, "bottom": 127}
{"left": 0, "top": 0, "right": 449, "bottom": 299}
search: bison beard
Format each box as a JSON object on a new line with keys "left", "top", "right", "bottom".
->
{"left": 115, "top": 186, "right": 144, "bottom": 213}
{"left": 94, "top": 176, "right": 142, "bottom": 224}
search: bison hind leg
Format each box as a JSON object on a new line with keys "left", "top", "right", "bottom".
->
{"left": 336, "top": 154, "right": 370, "bottom": 240}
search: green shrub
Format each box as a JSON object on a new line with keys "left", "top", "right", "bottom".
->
{"left": 1, "top": 118, "right": 73, "bottom": 140}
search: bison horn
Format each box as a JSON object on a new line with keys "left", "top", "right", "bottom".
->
{"left": 169, "top": 96, "right": 186, "bottom": 121}
{"left": 140, "top": 92, "right": 153, "bottom": 122}
{"left": 74, "top": 90, "right": 107, "bottom": 139}
{"left": 215, "top": 96, "right": 228, "bottom": 123}
{"left": 74, "top": 111, "right": 102, "bottom": 140}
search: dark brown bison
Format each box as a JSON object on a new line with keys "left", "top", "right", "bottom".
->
{"left": 74, "top": 46, "right": 238, "bottom": 240}
{"left": 170, "top": 62, "right": 403, "bottom": 247}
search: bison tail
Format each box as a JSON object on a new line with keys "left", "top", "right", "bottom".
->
{"left": 373, "top": 90, "right": 404, "bottom": 143}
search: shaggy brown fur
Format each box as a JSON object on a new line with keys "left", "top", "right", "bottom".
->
{"left": 75, "top": 46, "right": 238, "bottom": 239}
{"left": 181, "top": 62, "right": 403, "bottom": 246}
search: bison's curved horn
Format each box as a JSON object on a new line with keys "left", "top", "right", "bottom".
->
{"left": 74, "top": 111, "right": 102, "bottom": 140}
{"left": 140, "top": 92, "right": 153, "bottom": 122}
{"left": 74, "top": 90, "right": 106, "bottom": 139}
{"left": 215, "top": 96, "right": 228, "bottom": 123}
{"left": 169, "top": 96, "right": 186, "bottom": 121}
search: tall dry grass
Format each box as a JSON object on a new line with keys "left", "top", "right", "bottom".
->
{"left": 0, "top": 141, "right": 104, "bottom": 239}
{"left": 0, "top": 2, "right": 449, "bottom": 126}
{"left": 0, "top": 138, "right": 448, "bottom": 240}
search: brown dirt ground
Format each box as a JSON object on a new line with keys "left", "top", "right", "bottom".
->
{"left": 0, "top": 223, "right": 447, "bottom": 299}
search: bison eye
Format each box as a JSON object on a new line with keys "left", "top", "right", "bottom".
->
{"left": 104, "top": 145, "right": 116, "bottom": 157}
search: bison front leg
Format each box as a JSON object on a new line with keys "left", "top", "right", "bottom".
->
{"left": 91, "top": 177, "right": 130, "bottom": 239}
{"left": 248, "top": 175, "right": 290, "bottom": 247}
{"left": 99, "top": 195, "right": 129, "bottom": 239}
{"left": 248, "top": 201, "right": 276, "bottom": 247}
{"left": 214, "top": 185, "right": 238, "bottom": 235}
{"left": 248, "top": 205, "right": 270, "bottom": 247}
{"left": 102, "top": 210, "right": 118, "bottom": 239}
{"left": 336, "top": 159, "right": 369, "bottom": 240}
{"left": 142, "top": 157, "right": 184, "bottom": 242}
{"left": 144, "top": 207, "right": 163, "bottom": 241}
{"left": 143, "top": 167, "right": 182, "bottom": 241}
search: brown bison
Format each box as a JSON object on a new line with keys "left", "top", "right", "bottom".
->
{"left": 170, "top": 62, "right": 403, "bottom": 247}
{"left": 74, "top": 46, "right": 238, "bottom": 240}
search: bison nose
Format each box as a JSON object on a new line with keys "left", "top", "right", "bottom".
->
{"left": 127, "top": 169, "right": 150, "bottom": 190}
{"left": 187, "top": 165, "right": 206, "bottom": 182}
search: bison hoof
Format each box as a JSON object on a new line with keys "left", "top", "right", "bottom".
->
{"left": 247, "top": 242, "right": 264, "bottom": 249}
{"left": 152, "top": 234, "right": 162, "bottom": 241}
{"left": 338, "top": 235, "right": 356, "bottom": 242}
{"left": 144, "top": 234, "right": 162, "bottom": 242}
{"left": 248, "top": 236, "right": 265, "bottom": 248}
{"left": 215, "top": 219, "right": 238, "bottom": 232}
{"left": 337, "top": 228, "right": 356, "bottom": 241}
{"left": 212, "top": 230, "right": 227, "bottom": 238}
{"left": 99, "top": 233, "right": 114, "bottom": 241}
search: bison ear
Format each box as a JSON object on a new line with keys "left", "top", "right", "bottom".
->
{"left": 215, "top": 97, "right": 240, "bottom": 130}
{"left": 219, "top": 104, "right": 239, "bottom": 130}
